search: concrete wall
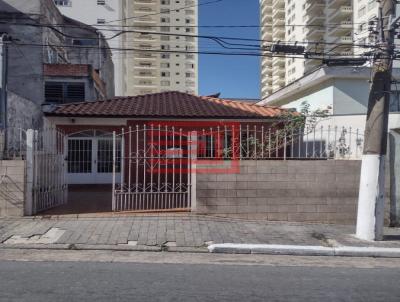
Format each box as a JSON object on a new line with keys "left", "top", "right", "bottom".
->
{"left": 0, "top": 0, "right": 114, "bottom": 112}
{"left": 280, "top": 82, "right": 334, "bottom": 113}
{"left": 278, "top": 78, "right": 370, "bottom": 115}
{"left": 0, "top": 160, "right": 25, "bottom": 217}
{"left": 195, "top": 160, "right": 390, "bottom": 225}
{"left": 8, "top": 91, "right": 43, "bottom": 130}
{"left": 0, "top": 0, "right": 46, "bottom": 105}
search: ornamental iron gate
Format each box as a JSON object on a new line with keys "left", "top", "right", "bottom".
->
{"left": 26, "top": 128, "right": 68, "bottom": 215}
{"left": 112, "top": 125, "right": 194, "bottom": 212}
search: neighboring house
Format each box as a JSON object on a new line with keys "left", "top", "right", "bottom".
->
{"left": 44, "top": 91, "right": 290, "bottom": 185}
{"left": 54, "top": 0, "right": 125, "bottom": 96}
{"left": 258, "top": 66, "right": 400, "bottom": 132}
{"left": 259, "top": 0, "right": 400, "bottom": 99}
{"left": 0, "top": 0, "right": 115, "bottom": 131}
{"left": 56, "top": 0, "right": 200, "bottom": 97}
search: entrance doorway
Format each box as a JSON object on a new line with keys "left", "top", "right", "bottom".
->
{"left": 66, "top": 130, "right": 121, "bottom": 184}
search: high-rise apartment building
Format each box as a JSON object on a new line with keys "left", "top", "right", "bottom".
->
{"left": 55, "top": 0, "right": 198, "bottom": 97}
{"left": 122, "top": 0, "right": 198, "bottom": 96}
{"left": 55, "top": 0, "right": 125, "bottom": 96}
{"left": 353, "top": 0, "right": 379, "bottom": 55}
{"left": 260, "top": 0, "right": 381, "bottom": 100}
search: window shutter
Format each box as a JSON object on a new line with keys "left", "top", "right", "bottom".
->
{"left": 45, "top": 82, "right": 63, "bottom": 103}
{"left": 66, "top": 83, "right": 85, "bottom": 102}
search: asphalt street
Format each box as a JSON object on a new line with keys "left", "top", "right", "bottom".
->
{"left": 0, "top": 252, "right": 400, "bottom": 302}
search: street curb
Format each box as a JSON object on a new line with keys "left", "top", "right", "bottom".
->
{"left": 165, "top": 246, "right": 209, "bottom": 253}
{"left": 0, "top": 244, "right": 207, "bottom": 253}
{"left": 0, "top": 243, "right": 162, "bottom": 252}
{"left": 208, "top": 244, "right": 400, "bottom": 258}
{"left": 0, "top": 243, "right": 71, "bottom": 250}
{"left": 2, "top": 243, "right": 400, "bottom": 258}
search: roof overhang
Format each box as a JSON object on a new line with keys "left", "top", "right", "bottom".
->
{"left": 258, "top": 66, "right": 400, "bottom": 107}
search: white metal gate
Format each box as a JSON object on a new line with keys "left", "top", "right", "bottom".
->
{"left": 112, "top": 125, "right": 195, "bottom": 212}
{"left": 26, "top": 128, "right": 68, "bottom": 215}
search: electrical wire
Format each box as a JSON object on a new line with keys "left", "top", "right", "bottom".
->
{"left": 0, "top": 16, "right": 376, "bottom": 29}
{"left": 0, "top": 20, "right": 381, "bottom": 53}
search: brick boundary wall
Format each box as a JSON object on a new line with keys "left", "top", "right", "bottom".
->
{"left": 0, "top": 160, "right": 25, "bottom": 217}
{"left": 195, "top": 160, "right": 390, "bottom": 225}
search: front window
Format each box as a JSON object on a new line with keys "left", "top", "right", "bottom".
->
{"left": 45, "top": 82, "right": 85, "bottom": 104}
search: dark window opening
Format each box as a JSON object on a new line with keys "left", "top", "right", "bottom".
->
{"left": 45, "top": 82, "right": 85, "bottom": 103}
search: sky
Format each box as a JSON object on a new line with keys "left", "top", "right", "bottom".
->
{"left": 198, "top": 0, "right": 260, "bottom": 99}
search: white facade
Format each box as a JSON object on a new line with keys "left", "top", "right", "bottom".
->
{"left": 258, "top": 66, "right": 400, "bottom": 133}
{"left": 55, "top": 0, "right": 125, "bottom": 96}
{"left": 258, "top": 66, "right": 400, "bottom": 162}
{"left": 122, "top": 0, "right": 198, "bottom": 96}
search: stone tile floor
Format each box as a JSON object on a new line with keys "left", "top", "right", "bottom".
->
{"left": 0, "top": 214, "right": 399, "bottom": 249}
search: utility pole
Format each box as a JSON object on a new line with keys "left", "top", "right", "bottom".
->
{"left": 0, "top": 33, "right": 10, "bottom": 156}
{"left": 356, "top": 0, "right": 397, "bottom": 241}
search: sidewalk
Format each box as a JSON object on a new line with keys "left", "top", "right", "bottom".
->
{"left": 0, "top": 214, "right": 400, "bottom": 255}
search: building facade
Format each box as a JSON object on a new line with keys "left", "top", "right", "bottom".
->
{"left": 0, "top": 0, "right": 115, "bottom": 130}
{"left": 54, "top": 0, "right": 125, "bottom": 96}
{"left": 260, "top": 0, "right": 386, "bottom": 99}
{"left": 258, "top": 66, "right": 400, "bottom": 133}
{"left": 56, "top": 0, "right": 199, "bottom": 97}
{"left": 122, "top": 0, "right": 198, "bottom": 96}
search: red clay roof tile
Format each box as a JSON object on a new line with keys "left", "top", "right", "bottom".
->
{"left": 45, "top": 91, "right": 293, "bottom": 119}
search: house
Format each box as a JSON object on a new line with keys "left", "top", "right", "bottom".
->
{"left": 40, "top": 91, "right": 294, "bottom": 214}
{"left": 44, "top": 91, "right": 291, "bottom": 184}
{"left": 258, "top": 66, "right": 400, "bottom": 225}
{"left": 0, "top": 0, "right": 114, "bottom": 133}
{"left": 257, "top": 66, "right": 400, "bottom": 131}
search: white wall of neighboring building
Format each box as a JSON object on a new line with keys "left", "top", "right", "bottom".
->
{"left": 280, "top": 84, "right": 334, "bottom": 113}
{"left": 55, "top": 0, "right": 124, "bottom": 96}
{"left": 259, "top": 67, "right": 400, "bottom": 140}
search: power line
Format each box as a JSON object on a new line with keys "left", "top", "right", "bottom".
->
{"left": 11, "top": 41, "right": 383, "bottom": 62}
{"left": 0, "top": 20, "right": 380, "bottom": 51}
{"left": 0, "top": 16, "right": 376, "bottom": 29}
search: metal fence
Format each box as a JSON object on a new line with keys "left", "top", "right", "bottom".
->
{"left": 196, "top": 124, "right": 364, "bottom": 160}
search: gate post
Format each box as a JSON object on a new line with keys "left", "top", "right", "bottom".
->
{"left": 190, "top": 131, "right": 197, "bottom": 211}
{"left": 63, "top": 135, "right": 68, "bottom": 205}
{"left": 25, "top": 129, "right": 34, "bottom": 216}
{"left": 112, "top": 131, "right": 116, "bottom": 211}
